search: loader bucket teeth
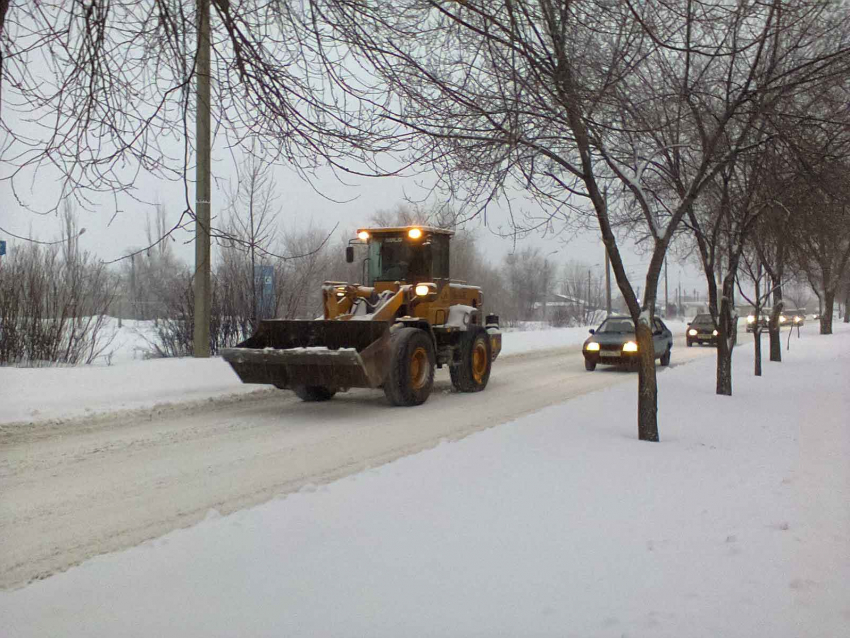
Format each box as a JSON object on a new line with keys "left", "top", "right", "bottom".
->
{"left": 221, "top": 320, "right": 392, "bottom": 390}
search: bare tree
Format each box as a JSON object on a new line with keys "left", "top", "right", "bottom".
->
{"left": 685, "top": 130, "right": 787, "bottom": 394}
{"left": 789, "top": 184, "right": 850, "bottom": 335}
{"left": 316, "top": 0, "right": 850, "bottom": 440}
{"left": 222, "top": 153, "right": 280, "bottom": 326}
{"left": 499, "top": 247, "right": 556, "bottom": 325}
{"left": 0, "top": 210, "right": 116, "bottom": 366}
{"left": 736, "top": 250, "right": 774, "bottom": 378}
{"left": 559, "top": 261, "right": 606, "bottom": 326}
{"left": 1, "top": 2, "right": 392, "bottom": 216}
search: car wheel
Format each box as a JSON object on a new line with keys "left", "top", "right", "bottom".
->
{"left": 584, "top": 359, "right": 596, "bottom": 371}
{"left": 686, "top": 339, "right": 693, "bottom": 347}
{"left": 660, "top": 346, "right": 671, "bottom": 366}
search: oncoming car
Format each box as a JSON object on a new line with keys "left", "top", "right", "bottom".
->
{"left": 745, "top": 309, "right": 770, "bottom": 333}
{"left": 783, "top": 309, "right": 805, "bottom": 327}
{"left": 747, "top": 307, "right": 805, "bottom": 331}
{"left": 686, "top": 314, "right": 719, "bottom": 347}
{"left": 582, "top": 315, "right": 673, "bottom": 372}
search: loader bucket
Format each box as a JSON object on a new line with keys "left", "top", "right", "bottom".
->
{"left": 221, "top": 320, "right": 392, "bottom": 390}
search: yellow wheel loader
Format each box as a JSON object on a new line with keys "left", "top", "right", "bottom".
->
{"left": 221, "top": 226, "right": 502, "bottom": 406}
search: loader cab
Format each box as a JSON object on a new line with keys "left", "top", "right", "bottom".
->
{"left": 355, "top": 227, "right": 452, "bottom": 289}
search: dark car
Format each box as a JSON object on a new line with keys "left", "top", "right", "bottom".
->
{"left": 686, "top": 314, "right": 719, "bottom": 347}
{"left": 782, "top": 308, "right": 805, "bottom": 327}
{"left": 745, "top": 308, "right": 770, "bottom": 333}
{"left": 582, "top": 315, "right": 673, "bottom": 371}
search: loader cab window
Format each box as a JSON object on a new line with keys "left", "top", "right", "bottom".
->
{"left": 429, "top": 234, "right": 450, "bottom": 281}
{"left": 367, "top": 235, "right": 433, "bottom": 284}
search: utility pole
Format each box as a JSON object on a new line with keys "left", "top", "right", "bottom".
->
{"left": 193, "top": 0, "right": 212, "bottom": 358}
{"left": 587, "top": 268, "right": 592, "bottom": 321}
{"left": 604, "top": 247, "right": 612, "bottom": 316}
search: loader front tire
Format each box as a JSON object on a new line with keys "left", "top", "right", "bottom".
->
{"left": 450, "top": 327, "right": 492, "bottom": 392}
{"left": 293, "top": 385, "right": 337, "bottom": 402}
{"left": 384, "top": 327, "right": 435, "bottom": 406}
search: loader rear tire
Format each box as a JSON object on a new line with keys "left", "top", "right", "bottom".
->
{"left": 450, "top": 327, "right": 492, "bottom": 392}
{"left": 293, "top": 385, "right": 337, "bottom": 402}
{"left": 384, "top": 327, "right": 435, "bottom": 406}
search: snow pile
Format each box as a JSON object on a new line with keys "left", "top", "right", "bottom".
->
{"left": 1, "top": 324, "right": 847, "bottom": 637}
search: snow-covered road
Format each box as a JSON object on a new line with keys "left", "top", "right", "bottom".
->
{"left": 1, "top": 336, "right": 715, "bottom": 589}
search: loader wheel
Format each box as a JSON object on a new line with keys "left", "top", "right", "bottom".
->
{"left": 384, "top": 327, "right": 435, "bottom": 406}
{"left": 293, "top": 385, "right": 337, "bottom": 402}
{"left": 450, "top": 327, "right": 492, "bottom": 392}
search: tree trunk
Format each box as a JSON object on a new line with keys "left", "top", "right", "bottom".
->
{"left": 769, "top": 287, "right": 782, "bottom": 362}
{"left": 715, "top": 292, "right": 735, "bottom": 396}
{"left": 753, "top": 330, "right": 762, "bottom": 376}
{"left": 635, "top": 322, "right": 659, "bottom": 442}
{"left": 820, "top": 289, "right": 835, "bottom": 334}
{"left": 843, "top": 282, "right": 849, "bottom": 323}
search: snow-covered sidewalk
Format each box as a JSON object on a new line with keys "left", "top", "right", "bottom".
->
{"left": 1, "top": 323, "right": 847, "bottom": 637}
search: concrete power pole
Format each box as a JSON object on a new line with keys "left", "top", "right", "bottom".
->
{"left": 193, "top": 0, "right": 212, "bottom": 358}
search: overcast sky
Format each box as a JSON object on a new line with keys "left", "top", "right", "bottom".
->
{"left": 1, "top": 151, "right": 711, "bottom": 299}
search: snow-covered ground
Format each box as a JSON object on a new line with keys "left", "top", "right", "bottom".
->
{"left": 1, "top": 322, "right": 847, "bottom": 637}
{"left": 0, "top": 317, "right": 690, "bottom": 424}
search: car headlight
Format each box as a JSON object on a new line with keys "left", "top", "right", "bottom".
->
{"left": 747, "top": 315, "right": 755, "bottom": 323}
{"left": 779, "top": 316, "right": 786, "bottom": 323}
{"left": 585, "top": 342, "right": 600, "bottom": 352}
{"left": 688, "top": 329, "right": 697, "bottom": 336}
{"left": 622, "top": 341, "right": 638, "bottom": 353}
{"left": 794, "top": 316, "right": 802, "bottom": 323}
{"left": 712, "top": 329, "right": 718, "bottom": 336}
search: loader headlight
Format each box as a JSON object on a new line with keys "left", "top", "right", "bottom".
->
{"left": 712, "top": 329, "right": 718, "bottom": 336}
{"left": 747, "top": 315, "right": 755, "bottom": 324}
{"left": 408, "top": 228, "right": 423, "bottom": 239}
{"left": 688, "top": 329, "right": 697, "bottom": 336}
{"left": 585, "top": 342, "right": 600, "bottom": 351}
{"left": 357, "top": 231, "right": 370, "bottom": 241}
{"left": 779, "top": 315, "right": 786, "bottom": 323}
{"left": 414, "top": 283, "right": 436, "bottom": 296}
{"left": 622, "top": 341, "right": 638, "bottom": 353}
{"left": 794, "top": 316, "right": 802, "bottom": 323}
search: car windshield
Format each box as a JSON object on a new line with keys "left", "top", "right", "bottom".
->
{"left": 691, "top": 315, "right": 714, "bottom": 326}
{"left": 596, "top": 318, "right": 635, "bottom": 333}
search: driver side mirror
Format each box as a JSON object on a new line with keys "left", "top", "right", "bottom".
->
{"left": 588, "top": 329, "right": 595, "bottom": 335}
{"left": 345, "top": 246, "right": 354, "bottom": 263}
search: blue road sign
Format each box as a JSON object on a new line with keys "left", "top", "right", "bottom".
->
{"left": 254, "top": 264, "right": 275, "bottom": 319}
